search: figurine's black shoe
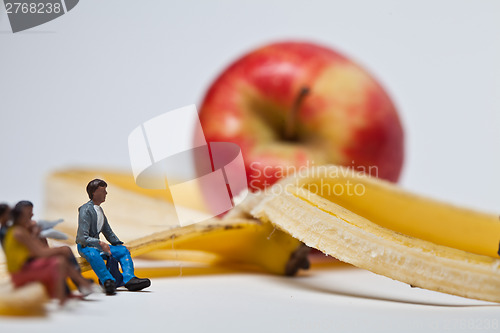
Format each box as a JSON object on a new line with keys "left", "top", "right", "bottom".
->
{"left": 124, "top": 277, "right": 151, "bottom": 291}
{"left": 103, "top": 279, "right": 116, "bottom": 295}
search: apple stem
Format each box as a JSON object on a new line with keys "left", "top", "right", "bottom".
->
{"left": 285, "top": 86, "right": 310, "bottom": 141}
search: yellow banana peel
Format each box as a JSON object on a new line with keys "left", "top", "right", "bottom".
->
{"left": 279, "top": 166, "right": 500, "bottom": 257}
{"left": 78, "top": 217, "right": 310, "bottom": 276}
{"left": 250, "top": 166, "right": 500, "bottom": 302}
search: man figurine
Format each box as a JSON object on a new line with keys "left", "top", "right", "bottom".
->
{"left": 76, "top": 179, "right": 150, "bottom": 295}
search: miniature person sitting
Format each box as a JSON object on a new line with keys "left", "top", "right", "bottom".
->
{"left": 3, "top": 201, "right": 95, "bottom": 305}
{"left": 76, "top": 179, "right": 150, "bottom": 295}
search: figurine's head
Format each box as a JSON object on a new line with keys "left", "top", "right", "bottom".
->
{"left": 12, "top": 201, "right": 33, "bottom": 228}
{"left": 87, "top": 179, "right": 108, "bottom": 205}
{"left": 0, "top": 203, "right": 10, "bottom": 226}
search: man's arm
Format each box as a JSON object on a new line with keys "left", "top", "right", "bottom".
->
{"left": 76, "top": 206, "right": 101, "bottom": 248}
{"left": 101, "top": 216, "right": 123, "bottom": 246}
{"left": 13, "top": 227, "right": 69, "bottom": 258}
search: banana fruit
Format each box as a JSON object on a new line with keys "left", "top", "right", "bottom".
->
{"left": 249, "top": 165, "right": 500, "bottom": 302}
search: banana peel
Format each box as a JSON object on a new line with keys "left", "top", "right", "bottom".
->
{"left": 280, "top": 166, "right": 500, "bottom": 257}
{"left": 79, "top": 217, "right": 310, "bottom": 276}
{"left": 250, "top": 166, "right": 500, "bottom": 302}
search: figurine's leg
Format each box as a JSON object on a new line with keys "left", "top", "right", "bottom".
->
{"left": 109, "top": 245, "right": 135, "bottom": 284}
{"left": 67, "top": 250, "right": 82, "bottom": 272}
{"left": 12, "top": 256, "right": 67, "bottom": 305}
{"left": 77, "top": 245, "right": 115, "bottom": 283}
{"left": 105, "top": 256, "right": 124, "bottom": 287}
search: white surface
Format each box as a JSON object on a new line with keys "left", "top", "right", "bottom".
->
{"left": 1, "top": 266, "right": 498, "bottom": 333}
{"left": 1, "top": 0, "right": 500, "bottom": 332}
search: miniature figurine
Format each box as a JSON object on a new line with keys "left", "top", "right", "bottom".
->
{"left": 76, "top": 179, "right": 151, "bottom": 295}
{"left": 2, "top": 201, "right": 95, "bottom": 305}
{"left": 0, "top": 203, "right": 10, "bottom": 245}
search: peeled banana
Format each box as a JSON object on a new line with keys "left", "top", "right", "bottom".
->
{"left": 250, "top": 165, "right": 500, "bottom": 302}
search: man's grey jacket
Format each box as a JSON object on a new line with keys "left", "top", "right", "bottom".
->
{"left": 76, "top": 200, "right": 123, "bottom": 250}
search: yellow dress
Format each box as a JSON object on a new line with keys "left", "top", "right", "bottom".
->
{"left": 3, "top": 227, "right": 32, "bottom": 273}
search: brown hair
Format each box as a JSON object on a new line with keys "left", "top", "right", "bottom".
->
{"left": 86, "top": 179, "right": 108, "bottom": 200}
{"left": 0, "top": 203, "right": 9, "bottom": 217}
{"left": 12, "top": 201, "right": 33, "bottom": 223}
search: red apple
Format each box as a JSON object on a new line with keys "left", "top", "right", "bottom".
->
{"left": 196, "top": 41, "right": 404, "bottom": 201}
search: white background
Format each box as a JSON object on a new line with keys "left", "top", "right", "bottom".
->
{"left": 0, "top": 1, "right": 499, "bottom": 332}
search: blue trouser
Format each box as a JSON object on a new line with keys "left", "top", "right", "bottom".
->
{"left": 77, "top": 244, "right": 135, "bottom": 285}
